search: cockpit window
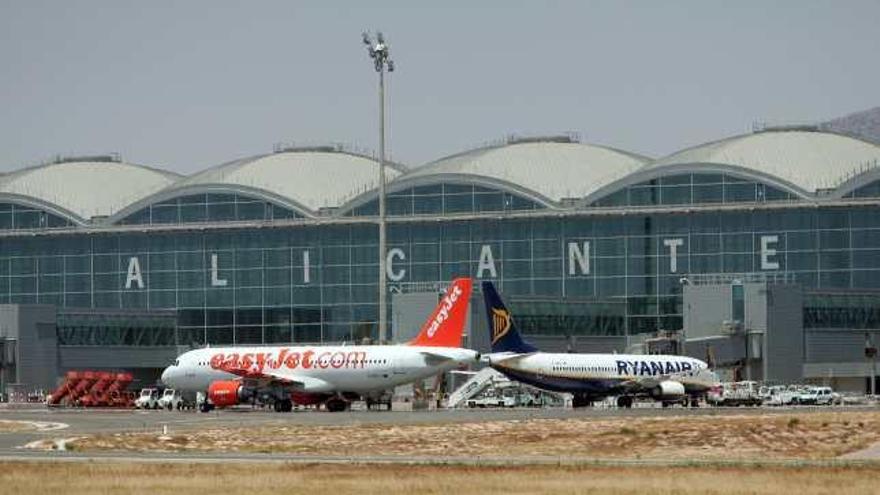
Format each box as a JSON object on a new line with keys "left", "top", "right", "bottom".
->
{"left": 174, "top": 359, "right": 180, "bottom": 366}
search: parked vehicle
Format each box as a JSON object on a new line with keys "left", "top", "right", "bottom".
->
{"left": 157, "top": 389, "right": 194, "bottom": 410}
{"left": 466, "top": 386, "right": 541, "bottom": 408}
{"left": 707, "top": 381, "right": 762, "bottom": 407}
{"left": 467, "top": 387, "right": 516, "bottom": 408}
{"left": 761, "top": 385, "right": 799, "bottom": 406}
{"left": 793, "top": 386, "right": 838, "bottom": 405}
{"left": 134, "top": 388, "right": 161, "bottom": 409}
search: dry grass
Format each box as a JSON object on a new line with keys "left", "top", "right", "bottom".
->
{"left": 65, "top": 411, "right": 880, "bottom": 460}
{"left": 1, "top": 461, "right": 878, "bottom": 495}
{"left": 0, "top": 420, "right": 38, "bottom": 432}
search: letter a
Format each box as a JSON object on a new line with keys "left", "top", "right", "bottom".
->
{"left": 477, "top": 245, "right": 497, "bottom": 278}
{"left": 125, "top": 257, "right": 144, "bottom": 289}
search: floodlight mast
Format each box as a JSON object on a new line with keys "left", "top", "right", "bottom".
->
{"left": 363, "top": 31, "right": 394, "bottom": 343}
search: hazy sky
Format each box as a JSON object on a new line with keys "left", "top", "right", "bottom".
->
{"left": 1, "top": 1, "right": 878, "bottom": 174}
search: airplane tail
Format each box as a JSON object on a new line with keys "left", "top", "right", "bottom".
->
{"left": 407, "top": 277, "right": 473, "bottom": 348}
{"left": 481, "top": 281, "right": 539, "bottom": 353}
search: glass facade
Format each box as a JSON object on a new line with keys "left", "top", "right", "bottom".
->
{"left": 344, "top": 183, "right": 541, "bottom": 216}
{"left": 844, "top": 179, "right": 880, "bottom": 199}
{"left": 0, "top": 203, "right": 73, "bottom": 230}
{"left": 804, "top": 292, "right": 880, "bottom": 329}
{"left": 590, "top": 173, "right": 795, "bottom": 207}
{"left": 505, "top": 297, "right": 625, "bottom": 337}
{"left": 56, "top": 310, "right": 178, "bottom": 346}
{"left": 116, "top": 193, "right": 302, "bottom": 225}
{"left": 2, "top": 203, "right": 879, "bottom": 345}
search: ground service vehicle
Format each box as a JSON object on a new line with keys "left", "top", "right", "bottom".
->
{"left": 793, "top": 386, "right": 837, "bottom": 405}
{"left": 158, "top": 389, "right": 194, "bottom": 410}
{"left": 707, "top": 381, "right": 762, "bottom": 406}
{"left": 467, "top": 387, "right": 515, "bottom": 408}
{"left": 134, "top": 388, "right": 161, "bottom": 409}
{"left": 761, "top": 385, "right": 798, "bottom": 406}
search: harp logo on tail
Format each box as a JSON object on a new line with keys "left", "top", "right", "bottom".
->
{"left": 491, "top": 307, "right": 511, "bottom": 344}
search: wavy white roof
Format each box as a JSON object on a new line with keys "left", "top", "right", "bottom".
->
{"left": 0, "top": 161, "right": 180, "bottom": 221}
{"left": 166, "top": 151, "right": 405, "bottom": 213}
{"left": 403, "top": 141, "right": 650, "bottom": 202}
{"left": 5, "top": 130, "right": 880, "bottom": 226}
{"left": 651, "top": 130, "right": 880, "bottom": 193}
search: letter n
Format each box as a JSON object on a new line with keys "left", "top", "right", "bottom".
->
{"left": 568, "top": 241, "right": 590, "bottom": 275}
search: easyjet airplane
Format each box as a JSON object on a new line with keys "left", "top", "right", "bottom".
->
{"left": 161, "top": 278, "right": 478, "bottom": 412}
{"left": 481, "top": 281, "right": 718, "bottom": 408}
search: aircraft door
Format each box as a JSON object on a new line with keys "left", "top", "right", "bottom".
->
{"left": 391, "top": 354, "right": 407, "bottom": 379}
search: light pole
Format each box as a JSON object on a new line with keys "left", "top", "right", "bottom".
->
{"left": 363, "top": 31, "right": 394, "bottom": 343}
{"left": 866, "top": 333, "right": 877, "bottom": 396}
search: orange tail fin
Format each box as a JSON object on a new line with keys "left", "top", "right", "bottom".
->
{"left": 407, "top": 277, "right": 473, "bottom": 347}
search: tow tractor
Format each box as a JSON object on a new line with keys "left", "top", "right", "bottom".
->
{"left": 134, "top": 388, "right": 161, "bottom": 409}
{"left": 158, "top": 389, "right": 195, "bottom": 410}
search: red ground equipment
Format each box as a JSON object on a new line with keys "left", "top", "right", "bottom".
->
{"left": 47, "top": 371, "right": 82, "bottom": 405}
{"left": 78, "top": 372, "right": 113, "bottom": 407}
{"left": 47, "top": 370, "right": 136, "bottom": 408}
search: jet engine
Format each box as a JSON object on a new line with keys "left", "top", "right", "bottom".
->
{"left": 207, "top": 380, "right": 249, "bottom": 407}
{"left": 652, "top": 380, "right": 686, "bottom": 399}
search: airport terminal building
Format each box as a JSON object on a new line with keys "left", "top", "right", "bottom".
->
{"left": 3, "top": 128, "right": 880, "bottom": 393}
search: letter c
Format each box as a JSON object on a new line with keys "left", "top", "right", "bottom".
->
{"left": 387, "top": 248, "right": 406, "bottom": 282}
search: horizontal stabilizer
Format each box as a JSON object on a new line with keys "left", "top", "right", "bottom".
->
{"left": 481, "top": 351, "right": 533, "bottom": 364}
{"left": 419, "top": 351, "right": 455, "bottom": 366}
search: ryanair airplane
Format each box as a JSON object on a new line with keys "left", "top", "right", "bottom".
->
{"left": 481, "top": 281, "right": 718, "bottom": 408}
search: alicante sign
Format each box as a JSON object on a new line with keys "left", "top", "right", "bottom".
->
{"left": 121, "top": 235, "right": 782, "bottom": 289}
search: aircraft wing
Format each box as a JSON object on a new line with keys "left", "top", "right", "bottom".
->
{"left": 618, "top": 375, "right": 674, "bottom": 391}
{"left": 217, "top": 365, "right": 335, "bottom": 393}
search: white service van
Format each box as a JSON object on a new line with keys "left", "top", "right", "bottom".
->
{"left": 793, "top": 386, "right": 837, "bottom": 405}
{"left": 134, "top": 388, "right": 161, "bottom": 409}
{"left": 158, "top": 389, "right": 194, "bottom": 410}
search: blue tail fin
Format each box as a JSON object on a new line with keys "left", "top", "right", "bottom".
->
{"left": 481, "top": 281, "right": 539, "bottom": 353}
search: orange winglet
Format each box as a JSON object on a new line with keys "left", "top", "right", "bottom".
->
{"left": 407, "top": 277, "right": 472, "bottom": 348}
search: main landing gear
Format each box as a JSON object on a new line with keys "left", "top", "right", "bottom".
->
{"left": 273, "top": 399, "right": 293, "bottom": 412}
{"left": 616, "top": 396, "right": 634, "bottom": 409}
{"left": 324, "top": 397, "right": 350, "bottom": 413}
{"left": 572, "top": 394, "right": 595, "bottom": 408}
